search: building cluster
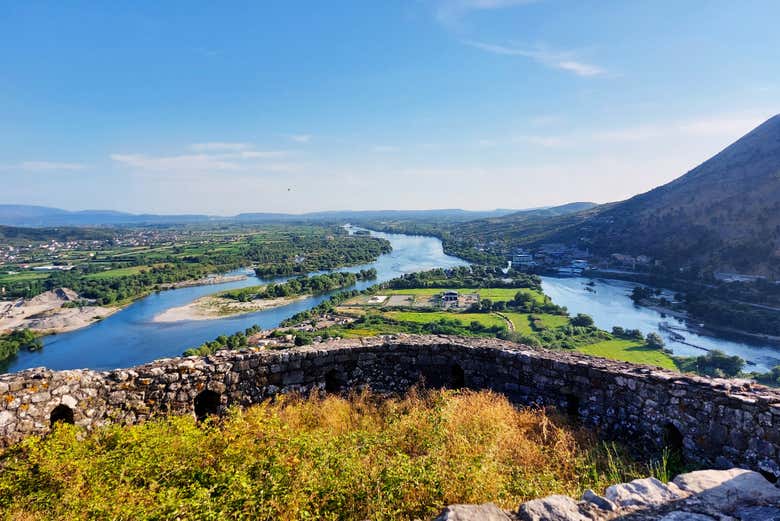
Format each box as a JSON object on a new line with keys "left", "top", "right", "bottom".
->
{"left": 508, "top": 244, "right": 662, "bottom": 276}
{"left": 511, "top": 244, "right": 591, "bottom": 275}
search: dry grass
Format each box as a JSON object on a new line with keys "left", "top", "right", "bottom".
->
{"left": 0, "top": 389, "right": 662, "bottom": 520}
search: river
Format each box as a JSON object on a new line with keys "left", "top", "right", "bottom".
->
{"left": 6, "top": 231, "right": 780, "bottom": 374}
{"left": 542, "top": 276, "right": 780, "bottom": 372}
{"left": 4, "top": 229, "right": 467, "bottom": 373}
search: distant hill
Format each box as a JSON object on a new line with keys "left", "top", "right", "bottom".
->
{"left": 0, "top": 205, "right": 519, "bottom": 227}
{"left": 0, "top": 205, "right": 212, "bottom": 227}
{"left": 450, "top": 202, "right": 600, "bottom": 244}
{"left": 455, "top": 114, "right": 780, "bottom": 276}
{"left": 0, "top": 225, "right": 115, "bottom": 242}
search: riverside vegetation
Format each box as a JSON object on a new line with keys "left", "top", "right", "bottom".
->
{"left": 0, "top": 224, "right": 390, "bottom": 305}
{"left": 187, "top": 266, "right": 780, "bottom": 382}
{"left": 0, "top": 389, "right": 676, "bottom": 520}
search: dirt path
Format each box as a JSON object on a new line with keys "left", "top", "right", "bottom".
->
{"left": 494, "top": 312, "right": 515, "bottom": 332}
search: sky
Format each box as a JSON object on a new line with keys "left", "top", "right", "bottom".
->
{"left": 1, "top": 1, "right": 779, "bottom": 215}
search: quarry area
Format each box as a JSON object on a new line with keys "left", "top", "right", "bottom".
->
{"left": 0, "top": 288, "right": 118, "bottom": 335}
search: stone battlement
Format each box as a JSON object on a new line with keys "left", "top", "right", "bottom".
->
{"left": 1, "top": 335, "right": 779, "bottom": 476}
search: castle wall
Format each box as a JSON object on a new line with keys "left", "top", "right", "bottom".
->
{"left": 1, "top": 335, "right": 778, "bottom": 476}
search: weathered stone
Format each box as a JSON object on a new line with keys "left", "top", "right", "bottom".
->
{"left": 734, "top": 506, "right": 780, "bottom": 521}
{"left": 604, "top": 477, "right": 688, "bottom": 509}
{"left": 0, "top": 332, "right": 779, "bottom": 481}
{"left": 517, "top": 495, "right": 588, "bottom": 521}
{"left": 672, "top": 469, "right": 780, "bottom": 509}
{"left": 433, "top": 503, "right": 513, "bottom": 521}
{"left": 657, "top": 512, "right": 717, "bottom": 521}
{"left": 581, "top": 489, "right": 616, "bottom": 511}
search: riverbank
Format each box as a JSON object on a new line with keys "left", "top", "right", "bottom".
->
{"left": 0, "top": 288, "right": 120, "bottom": 336}
{"left": 153, "top": 293, "right": 307, "bottom": 323}
{"left": 638, "top": 299, "right": 780, "bottom": 347}
{"left": 158, "top": 273, "right": 248, "bottom": 290}
{"left": 0, "top": 273, "right": 251, "bottom": 336}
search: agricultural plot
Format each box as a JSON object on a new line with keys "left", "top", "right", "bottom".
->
{"left": 382, "top": 311, "right": 507, "bottom": 329}
{"left": 83, "top": 265, "right": 158, "bottom": 280}
{"left": 577, "top": 339, "right": 677, "bottom": 370}
{"left": 384, "top": 287, "right": 543, "bottom": 303}
{"left": 0, "top": 272, "right": 50, "bottom": 284}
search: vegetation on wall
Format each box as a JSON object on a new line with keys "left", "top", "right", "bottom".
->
{"left": 0, "top": 389, "right": 672, "bottom": 520}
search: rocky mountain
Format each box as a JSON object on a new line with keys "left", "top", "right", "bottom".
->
{"left": 455, "top": 114, "right": 780, "bottom": 276}
{"left": 570, "top": 114, "right": 780, "bottom": 275}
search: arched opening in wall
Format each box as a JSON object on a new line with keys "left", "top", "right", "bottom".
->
{"left": 663, "top": 423, "right": 685, "bottom": 463}
{"left": 194, "top": 390, "right": 221, "bottom": 421}
{"left": 324, "top": 369, "right": 344, "bottom": 393}
{"left": 50, "top": 404, "right": 74, "bottom": 427}
{"left": 450, "top": 364, "right": 465, "bottom": 388}
{"left": 564, "top": 394, "right": 580, "bottom": 418}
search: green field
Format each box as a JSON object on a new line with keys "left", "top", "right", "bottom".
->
{"left": 84, "top": 265, "right": 156, "bottom": 280}
{"left": 501, "top": 312, "right": 571, "bottom": 334}
{"left": 0, "top": 272, "right": 50, "bottom": 283}
{"left": 384, "top": 287, "right": 544, "bottom": 303}
{"left": 534, "top": 314, "right": 570, "bottom": 329}
{"left": 383, "top": 311, "right": 507, "bottom": 329}
{"left": 576, "top": 339, "right": 677, "bottom": 370}
{"left": 501, "top": 312, "right": 534, "bottom": 334}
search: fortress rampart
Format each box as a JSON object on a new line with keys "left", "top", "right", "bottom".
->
{"left": 1, "top": 335, "right": 778, "bottom": 476}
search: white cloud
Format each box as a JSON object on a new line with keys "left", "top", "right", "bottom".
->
{"left": 23, "top": 161, "right": 85, "bottom": 171}
{"left": 370, "top": 145, "right": 400, "bottom": 153}
{"left": 239, "top": 150, "right": 290, "bottom": 159}
{"left": 464, "top": 41, "right": 606, "bottom": 77}
{"left": 434, "top": 0, "right": 537, "bottom": 27}
{"left": 286, "top": 134, "right": 312, "bottom": 143}
{"left": 0, "top": 161, "right": 86, "bottom": 172}
{"left": 677, "top": 116, "right": 765, "bottom": 137}
{"left": 514, "top": 135, "right": 567, "bottom": 147}
{"left": 111, "top": 153, "right": 242, "bottom": 172}
{"left": 189, "top": 142, "right": 253, "bottom": 152}
{"left": 509, "top": 112, "right": 773, "bottom": 149}
{"left": 111, "top": 144, "right": 293, "bottom": 174}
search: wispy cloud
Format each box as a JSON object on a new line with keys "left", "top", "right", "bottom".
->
{"left": 465, "top": 40, "right": 606, "bottom": 77}
{"left": 434, "top": 0, "right": 537, "bottom": 28}
{"left": 512, "top": 112, "right": 773, "bottom": 148}
{"left": 189, "top": 142, "right": 253, "bottom": 152}
{"left": 0, "top": 161, "right": 86, "bottom": 172}
{"left": 514, "top": 135, "right": 567, "bottom": 147}
{"left": 111, "top": 153, "right": 242, "bottom": 172}
{"left": 370, "top": 145, "right": 400, "bottom": 153}
{"left": 286, "top": 134, "right": 312, "bottom": 144}
{"left": 111, "top": 144, "right": 296, "bottom": 174}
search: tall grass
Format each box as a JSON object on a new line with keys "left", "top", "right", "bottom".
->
{"left": 0, "top": 390, "right": 669, "bottom": 520}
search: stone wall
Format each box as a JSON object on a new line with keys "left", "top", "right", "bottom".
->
{"left": 1, "top": 335, "right": 779, "bottom": 476}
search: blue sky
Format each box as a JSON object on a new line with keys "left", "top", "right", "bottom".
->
{"left": 1, "top": 1, "right": 778, "bottom": 214}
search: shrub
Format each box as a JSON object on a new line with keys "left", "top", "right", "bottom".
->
{"left": 0, "top": 390, "right": 664, "bottom": 519}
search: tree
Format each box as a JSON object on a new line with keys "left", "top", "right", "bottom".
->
{"left": 645, "top": 332, "right": 665, "bottom": 349}
{"left": 480, "top": 298, "right": 493, "bottom": 312}
{"left": 571, "top": 314, "right": 594, "bottom": 327}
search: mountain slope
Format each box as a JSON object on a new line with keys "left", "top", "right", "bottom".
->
{"left": 456, "top": 114, "right": 780, "bottom": 276}
{"left": 570, "top": 114, "right": 780, "bottom": 275}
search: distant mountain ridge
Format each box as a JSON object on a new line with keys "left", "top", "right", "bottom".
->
{"left": 0, "top": 205, "right": 519, "bottom": 227}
